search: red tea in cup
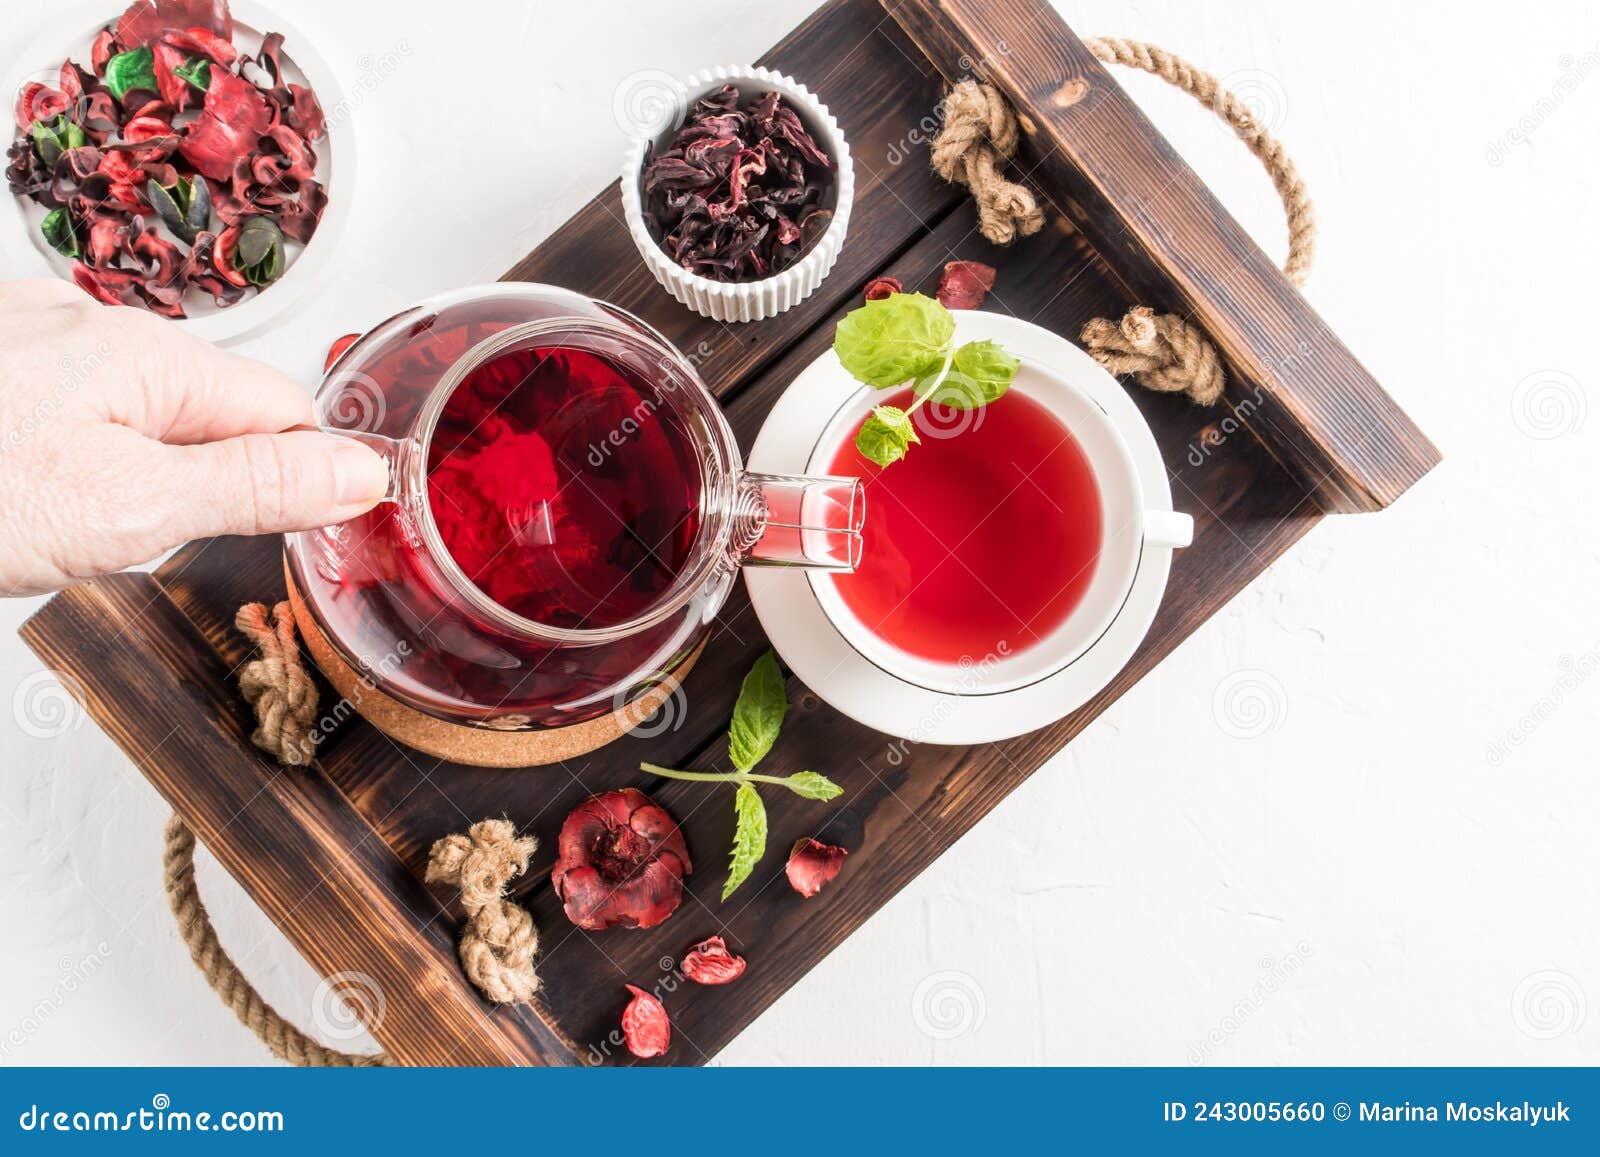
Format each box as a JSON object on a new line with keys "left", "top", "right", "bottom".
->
{"left": 825, "top": 388, "right": 1103, "bottom": 665}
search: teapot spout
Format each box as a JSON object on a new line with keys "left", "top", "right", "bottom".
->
{"left": 734, "top": 471, "right": 864, "bottom": 571}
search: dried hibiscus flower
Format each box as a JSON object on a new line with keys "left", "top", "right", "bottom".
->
{"left": 786, "top": 837, "right": 846, "bottom": 898}
{"left": 935, "top": 260, "right": 997, "bottom": 311}
{"left": 6, "top": 0, "right": 328, "bottom": 317}
{"left": 680, "top": 935, "right": 746, "bottom": 985}
{"left": 620, "top": 985, "right": 670, "bottom": 1059}
{"left": 639, "top": 84, "right": 834, "bottom": 284}
{"left": 863, "top": 275, "right": 902, "bottom": 302}
{"left": 550, "top": 788, "right": 692, "bottom": 931}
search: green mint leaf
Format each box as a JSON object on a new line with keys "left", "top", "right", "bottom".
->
{"left": 104, "top": 47, "right": 157, "bottom": 101}
{"left": 854, "top": 404, "right": 920, "bottom": 467}
{"left": 61, "top": 120, "right": 85, "bottom": 151}
{"left": 834, "top": 292, "right": 955, "bottom": 388}
{"left": 784, "top": 771, "right": 843, "bottom": 801}
{"left": 31, "top": 118, "right": 64, "bottom": 166}
{"left": 40, "top": 208, "right": 78, "bottom": 258}
{"left": 722, "top": 782, "right": 768, "bottom": 901}
{"left": 933, "top": 339, "right": 1021, "bottom": 410}
{"left": 728, "top": 650, "right": 787, "bottom": 772}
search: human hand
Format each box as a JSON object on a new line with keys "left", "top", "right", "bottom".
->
{"left": 0, "top": 279, "right": 389, "bottom": 596}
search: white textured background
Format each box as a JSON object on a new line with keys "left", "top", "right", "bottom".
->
{"left": 1, "top": 0, "right": 1596, "bottom": 1065}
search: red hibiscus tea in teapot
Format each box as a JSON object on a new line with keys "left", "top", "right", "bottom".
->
{"left": 425, "top": 344, "right": 702, "bottom": 630}
{"left": 825, "top": 388, "right": 1103, "bottom": 665}
{"left": 286, "top": 283, "right": 861, "bottom": 743}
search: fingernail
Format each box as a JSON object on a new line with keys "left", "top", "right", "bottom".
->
{"left": 332, "top": 438, "right": 390, "bottom": 506}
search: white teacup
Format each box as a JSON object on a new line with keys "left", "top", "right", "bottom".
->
{"left": 805, "top": 359, "right": 1192, "bottom": 697}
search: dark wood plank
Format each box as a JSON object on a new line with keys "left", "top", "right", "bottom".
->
{"left": 883, "top": 0, "right": 1441, "bottom": 512}
{"left": 18, "top": 574, "right": 574, "bottom": 1067}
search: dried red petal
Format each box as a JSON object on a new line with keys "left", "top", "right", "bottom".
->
{"left": 620, "top": 985, "right": 670, "bottom": 1059}
{"left": 551, "top": 789, "right": 692, "bottom": 931}
{"left": 324, "top": 333, "right": 361, "bottom": 373}
{"left": 934, "top": 260, "right": 997, "bottom": 311}
{"left": 177, "top": 66, "right": 271, "bottom": 181}
{"left": 151, "top": 42, "right": 191, "bottom": 109}
{"left": 91, "top": 30, "right": 119, "bottom": 75}
{"left": 122, "top": 116, "right": 175, "bottom": 145}
{"left": 116, "top": 0, "right": 232, "bottom": 48}
{"left": 288, "top": 84, "right": 326, "bottom": 142}
{"left": 213, "top": 223, "right": 247, "bottom": 287}
{"left": 15, "top": 83, "right": 71, "bottom": 130}
{"left": 680, "top": 935, "right": 746, "bottom": 985}
{"left": 71, "top": 261, "right": 141, "bottom": 307}
{"left": 163, "top": 26, "right": 239, "bottom": 65}
{"left": 863, "top": 275, "right": 902, "bottom": 302}
{"left": 785, "top": 838, "right": 846, "bottom": 898}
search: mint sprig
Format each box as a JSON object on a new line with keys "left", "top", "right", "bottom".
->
{"left": 641, "top": 651, "right": 843, "bottom": 901}
{"left": 833, "top": 292, "right": 1020, "bottom": 467}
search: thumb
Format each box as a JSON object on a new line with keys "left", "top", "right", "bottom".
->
{"left": 166, "top": 430, "right": 391, "bottom": 538}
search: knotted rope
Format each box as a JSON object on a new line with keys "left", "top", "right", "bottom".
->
{"left": 234, "top": 602, "right": 319, "bottom": 765}
{"left": 425, "top": 820, "right": 542, "bottom": 1004}
{"left": 932, "top": 39, "right": 1317, "bottom": 405}
{"left": 162, "top": 815, "right": 388, "bottom": 1066}
{"left": 930, "top": 80, "right": 1045, "bottom": 245}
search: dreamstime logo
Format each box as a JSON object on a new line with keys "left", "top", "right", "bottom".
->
{"left": 616, "top": 679, "right": 689, "bottom": 739}
{"left": 1188, "top": 942, "right": 1313, "bottom": 1065}
{"left": 310, "top": 971, "right": 386, "bottom": 1042}
{"left": 912, "top": 374, "right": 988, "bottom": 441}
{"left": 1485, "top": 649, "right": 1598, "bottom": 766}
{"left": 911, "top": 970, "right": 986, "bottom": 1040}
{"left": 322, "top": 369, "right": 386, "bottom": 434}
{"left": 1486, "top": 44, "right": 1600, "bottom": 166}
{"left": 1510, "top": 369, "right": 1587, "bottom": 440}
{"left": 313, "top": 40, "right": 413, "bottom": 134}
{"left": 12, "top": 668, "right": 87, "bottom": 739}
{"left": 1511, "top": 970, "right": 1587, "bottom": 1040}
{"left": 1211, "top": 668, "right": 1288, "bottom": 739}
{"left": 612, "top": 69, "right": 688, "bottom": 139}
{"left": 1216, "top": 68, "right": 1289, "bottom": 135}
{"left": 0, "top": 942, "right": 112, "bottom": 1059}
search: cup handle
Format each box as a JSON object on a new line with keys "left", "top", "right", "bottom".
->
{"left": 1143, "top": 509, "right": 1193, "bottom": 549}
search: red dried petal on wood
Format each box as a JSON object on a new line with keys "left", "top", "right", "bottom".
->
{"left": 551, "top": 789, "right": 692, "bottom": 931}
{"left": 324, "top": 333, "right": 360, "bottom": 373}
{"left": 935, "top": 260, "right": 997, "bottom": 311}
{"left": 680, "top": 935, "right": 747, "bottom": 985}
{"left": 785, "top": 838, "right": 846, "bottom": 898}
{"left": 620, "top": 985, "right": 670, "bottom": 1058}
{"left": 863, "top": 275, "right": 902, "bottom": 301}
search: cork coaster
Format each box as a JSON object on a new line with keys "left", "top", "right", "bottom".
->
{"left": 285, "top": 568, "right": 703, "bottom": 768}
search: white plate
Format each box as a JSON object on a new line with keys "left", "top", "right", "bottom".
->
{"left": 744, "top": 310, "right": 1181, "bottom": 745}
{"left": 0, "top": 0, "right": 353, "bottom": 345}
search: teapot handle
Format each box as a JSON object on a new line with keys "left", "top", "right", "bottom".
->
{"left": 323, "top": 429, "right": 408, "bottom": 504}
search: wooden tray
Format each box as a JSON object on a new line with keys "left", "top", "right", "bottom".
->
{"left": 20, "top": 0, "right": 1437, "bottom": 1066}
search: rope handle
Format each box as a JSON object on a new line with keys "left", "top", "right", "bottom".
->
{"left": 163, "top": 815, "right": 389, "bottom": 1067}
{"left": 1082, "top": 36, "right": 1315, "bottom": 286}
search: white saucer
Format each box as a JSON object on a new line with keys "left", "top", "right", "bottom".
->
{"left": 744, "top": 310, "right": 1180, "bottom": 745}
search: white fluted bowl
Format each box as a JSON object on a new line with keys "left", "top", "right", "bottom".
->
{"left": 619, "top": 64, "right": 852, "bottom": 324}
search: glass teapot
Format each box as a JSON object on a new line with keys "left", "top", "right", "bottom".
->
{"left": 283, "top": 283, "right": 863, "bottom": 735}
